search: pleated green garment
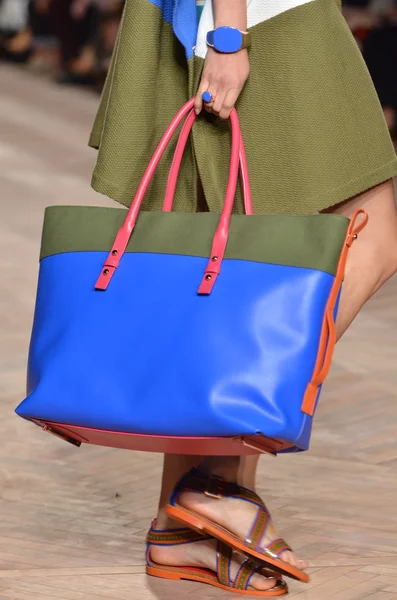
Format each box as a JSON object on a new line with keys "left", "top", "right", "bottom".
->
{"left": 89, "top": 0, "right": 397, "bottom": 214}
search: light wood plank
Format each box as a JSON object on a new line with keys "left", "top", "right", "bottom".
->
{"left": 1, "top": 63, "right": 396, "bottom": 600}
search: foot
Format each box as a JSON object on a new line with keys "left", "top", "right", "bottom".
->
{"left": 177, "top": 489, "right": 308, "bottom": 571}
{"left": 150, "top": 536, "right": 281, "bottom": 592}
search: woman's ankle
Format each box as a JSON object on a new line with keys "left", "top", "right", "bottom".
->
{"left": 198, "top": 456, "right": 241, "bottom": 482}
{"left": 155, "top": 508, "right": 183, "bottom": 531}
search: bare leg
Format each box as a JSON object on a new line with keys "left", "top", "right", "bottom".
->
{"left": 156, "top": 455, "right": 261, "bottom": 528}
{"left": 153, "top": 179, "right": 397, "bottom": 577}
{"left": 231, "top": 181, "right": 397, "bottom": 494}
{"left": 156, "top": 455, "right": 203, "bottom": 529}
{"left": 151, "top": 454, "right": 280, "bottom": 592}
{"left": 325, "top": 179, "right": 397, "bottom": 339}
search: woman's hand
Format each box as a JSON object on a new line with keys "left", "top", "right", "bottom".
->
{"left": 195, "top": 48, "right": 250, "bottom": 119}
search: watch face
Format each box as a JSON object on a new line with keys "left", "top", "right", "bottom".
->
{"left": 213, "top": 27, "right": 243, "bottom": 53}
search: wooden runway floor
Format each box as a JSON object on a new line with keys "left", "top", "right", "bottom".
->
{"left": 1, "top": 64, "right": 396, "bottom": 600}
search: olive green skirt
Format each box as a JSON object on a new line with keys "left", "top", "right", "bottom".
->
{"left": 89, "top": 0, "right": 397, "bottom": 214}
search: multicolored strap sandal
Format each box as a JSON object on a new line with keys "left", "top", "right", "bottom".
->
{"left": 165, "top": 469, "right": 309, "bottom": 583}
{"left": 146, "top": 523, "right": 288, "bottom": 596}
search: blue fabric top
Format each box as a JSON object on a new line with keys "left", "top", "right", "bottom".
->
{"left": 148, "top": 0, "right": 199, "bottom": 59}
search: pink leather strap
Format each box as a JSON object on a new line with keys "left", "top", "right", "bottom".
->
{"left": 95, "top": 99, "right": 249, "bottom": 293}
{"left": 95, "top": 99, "right": 196, "bottom": 290}
{"left": 162, "top": 109, "right": 196, "bottom": 213}
{"left": 238, "top": 131, "right": 252, "bottom": 216}
{"left": 197, "top": 109, "right": 242, "bottom": 294}
{"left": 163, "top": 110, "right": 252, "bottom": 214}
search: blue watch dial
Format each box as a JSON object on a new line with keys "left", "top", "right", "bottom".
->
{"left": 207, "top": 27, "right": 243, "bottom": 53}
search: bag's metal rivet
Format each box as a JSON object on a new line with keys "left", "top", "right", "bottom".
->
{"left": 205, "top": 274, "right": 212, "bottom": 280}
{"left": 112, "top": 250, "right": 118, "bottom": 255}
{"left": 103, "top": 269, "right": 110, "bottom": 275}
{"left": 353, "top": 234, "right": 358, "bottom": 240}
{"left": 212, "top": 256, "right": 218, "bottom": 261}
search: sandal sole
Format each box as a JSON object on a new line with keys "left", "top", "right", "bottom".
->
{"left": 147, "top": 562, "right": 288, "bottom": 595}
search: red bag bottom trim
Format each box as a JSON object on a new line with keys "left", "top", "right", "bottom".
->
{"left": 31, "top": 419, "right": 292, "bottom": 456}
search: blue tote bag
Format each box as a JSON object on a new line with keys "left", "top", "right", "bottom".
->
{"left": 16, "top": 100, "right": 368, "bottom": 455}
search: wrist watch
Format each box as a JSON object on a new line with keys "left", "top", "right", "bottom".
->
{"left": 206, "top": 26, "right": 251, "bottom": 53}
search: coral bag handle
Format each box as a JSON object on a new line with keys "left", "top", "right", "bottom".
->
{"left": 95, "top": 98, "right": 252, "bottom": 294}
{"left": 162, "top": 106, "right": 252, "bottom": 214}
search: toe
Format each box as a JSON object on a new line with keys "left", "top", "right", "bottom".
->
{"left": 249, "top": 573, "right": 278, "bottom": 591}
{"left": 279, "top": 550, "right": 297, "bottom": 567}
{"left": 279, "top": 550, "right": 309, "bottom": 571}
{"left": 262, "top": 568, "right": 283, "bottom": 579}
{"left": 279, "top": 550, "right": 308, "bottom": 571}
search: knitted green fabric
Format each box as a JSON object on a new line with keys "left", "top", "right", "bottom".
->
{"left": 40, "top": 206, "right": 349, "bottom": 275}
{"left": 89, "top": 0, "right": 397, "bottom": 215}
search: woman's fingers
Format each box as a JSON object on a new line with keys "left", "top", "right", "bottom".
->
{"left": 195, "top": 48, "right": 250, "bottom": 118}
{"left": 196, "top": 86, "right": 240, "bottom": 118}
{"left": 202, "top": 90, "right": 218, "bottom": 114}
{"left": 203, "top": 94, "right": 216, "bottom": 113}
{"left": 195, "top": 80, "right": 215, "bottom": 115}
{"left": 194, "top": 83, "right": 205, "bottom": 115}
{"left": 211, "top": 90, "right": 227, "bottom": 116}
{"left": 218, "top": 88, "right": 240, "bottom": 120}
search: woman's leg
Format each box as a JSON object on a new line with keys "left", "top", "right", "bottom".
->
{"left": 230, "top": 180, "right": 397, "bottom": 492}
{"left": 238, "top": 455, "right": 260, "bottom": 489}
{"left": 153, "top": 179, "right": 397, "bottom": 574}
{"left": 151, "top": 454, "right": 280, "bottom": 591}
{"left": 155, "top": 455, "right": 203, "bottom": 529}
{"left": 168, "top": 456, "right": 307, "bottom": 570}
{"left": 328, "top": 179, "right": 397, "bottom": 339}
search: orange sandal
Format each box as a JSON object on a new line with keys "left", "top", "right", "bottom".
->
{"left": 165, "top": 469, "right": 309, "bottom": 583}
{"left": 146, "top": 522, "right": 288, "bottom": 596}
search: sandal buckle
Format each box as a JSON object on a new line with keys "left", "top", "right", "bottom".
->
{"left": 204, "top": 490, "right": 223, "bottom": 499}
{"left": 204, "top": 477, "right": 223, "bottom": 499}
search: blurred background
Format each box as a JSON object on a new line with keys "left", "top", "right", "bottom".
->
{"left": 1, "top": 0, "right": 397, "bottom": 142}
{"left": 0, "top": 0, "right": 123, "bottom": 89}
